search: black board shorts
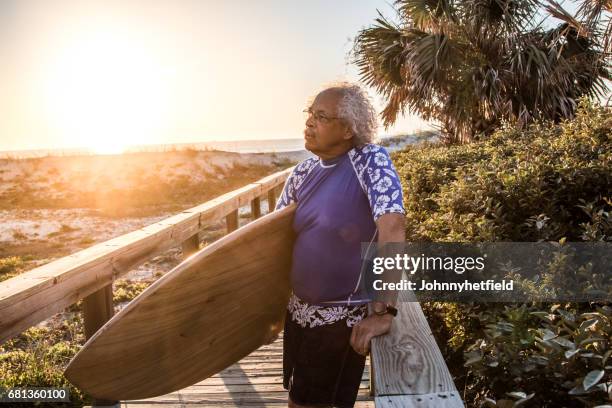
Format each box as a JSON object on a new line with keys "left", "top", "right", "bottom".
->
{"left": 282, "top": 309, "right": 367, "bottom": 408}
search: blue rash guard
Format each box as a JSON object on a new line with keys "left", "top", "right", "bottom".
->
{"left": 275, "top": 143, "right": 406, "bottom": 307}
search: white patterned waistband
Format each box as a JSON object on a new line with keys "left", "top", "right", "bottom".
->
{"left": 286, "top": 292, "right": 368, "bottom": 328}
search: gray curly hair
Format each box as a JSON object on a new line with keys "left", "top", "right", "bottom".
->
{"left": 314, "top": 82, "right": 379, "bottom": 146}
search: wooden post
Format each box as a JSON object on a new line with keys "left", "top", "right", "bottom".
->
{"left": 276, "top": 185, "right": 284, "bottom": 200}
{"left": 83, "top": 284, "right": 118, "bottom": 407}
{"left": 251, "top": 197, "right": 261, "bottom": 220}
{"left": 226, "top": 210, "right": 239, "bottom": 233}
{"left": 83, "top": 285, "right": 114, "bottom": 339}
{"left": 181, "top": 233, "right": 199, "bottom": 259}
{"left": 267, "top": 188, "right": 277, "bottom": 212}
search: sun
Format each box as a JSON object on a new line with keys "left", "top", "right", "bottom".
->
{"left": 86, "top": 139, "right": 128, "bottom": 155}
{"left": 42, "top": 26, "right": 171, "bottom": 154}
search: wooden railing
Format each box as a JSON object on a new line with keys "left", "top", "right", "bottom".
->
{"left": 0, "top": 166, "right": 463, "bottom": 407}
{"left": 0, "top": 168, "right": 290, "bottom": 344}
{"left": 370, "top": 290, "right": 464, "bottom": 407}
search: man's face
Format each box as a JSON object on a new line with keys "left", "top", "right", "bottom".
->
{"left": 303, "top": 90, "right": 351, "bottom": 156}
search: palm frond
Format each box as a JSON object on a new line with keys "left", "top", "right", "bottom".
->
{"left": 395, "top": 0, "right": 456, "bottom": 30}
{"left": 460, "top": 0, "right": 539, "bottom": 34}
{"left": 351, "top": 0, "right": 610, "bottom": 143}
{"left": 544, "top": 0, "right": 590, "bottom": 37}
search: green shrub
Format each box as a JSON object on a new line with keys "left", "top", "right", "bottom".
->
{"left": 394, "top": 98, "right": 610, "bottom": 243}
{"left": 0, "top": 316, "right": 91, "bottom": 407}
{"left": 113, "top": 279, "right": 150, "bottom": 303}
{"left": 0, "top": 256, "right": 26, "bottom": 282}
{"left": 464, "top": 303, "right": 612, "bottom": 406}
{"left": 394, "top": 98, "right": 611, "bottom": 407}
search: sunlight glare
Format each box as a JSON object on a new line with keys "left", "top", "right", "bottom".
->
{"left": 43, "top": 26, "right": 171, "bottom": 154}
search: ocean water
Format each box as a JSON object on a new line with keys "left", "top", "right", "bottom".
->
{"left": 137, "top": 138, "right": 310, "bottom": 154}
{"left": 0, "top": 133, "right": 435, "bottom": 158}
{"left": 0, "top": 138, "right": 306, "bottom": 158}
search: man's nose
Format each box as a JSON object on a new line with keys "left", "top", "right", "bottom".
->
{"left": 305, "top": 115, "right": 315, "bottom": 127}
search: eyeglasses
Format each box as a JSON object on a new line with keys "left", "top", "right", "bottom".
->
{"left": 303, "top": 107, "right": 342, "bottom": 124}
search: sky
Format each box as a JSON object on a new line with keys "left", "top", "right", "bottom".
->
{"left": 0, "top": 0, "right": 436, "bottom": 153}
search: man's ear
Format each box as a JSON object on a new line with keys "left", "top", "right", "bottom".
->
{"left": 342, "top": 124, "right": 353, "bottom": 141}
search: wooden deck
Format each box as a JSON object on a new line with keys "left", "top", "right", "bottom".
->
{"left": 121, "top": 331, "right": 374, "bottom": 407}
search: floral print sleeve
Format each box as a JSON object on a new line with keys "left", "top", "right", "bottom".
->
{"left": 275, "top": 157, "right": 318, "bottom": 211}
{"left": 348, "top": 144, "right": 406, "bottom": 221}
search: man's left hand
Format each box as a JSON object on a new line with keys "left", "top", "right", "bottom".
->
{"left": 349, "top": 314, "right": 393, "bottom": 356}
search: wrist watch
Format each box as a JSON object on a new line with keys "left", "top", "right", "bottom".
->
{"left": 373, "top": 304, "right": 398, "bottom": 317}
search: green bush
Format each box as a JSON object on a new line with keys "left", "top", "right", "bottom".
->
{"left": 0, "top": 316, "right": 91, "bottom": 407}
{"left": 465, "top": 303, "right": 612, "bottom": 406}
{"left": 113, "top": 279, "right": 150, "bottom": 303}
{"left": 0, "top": 256, "right": 35, "bottom": 282}
{"left": 394, "top": 98, "right": 610, "bottom": 243}
{"left": 0, "top": 278, "right": 155, "bottom": 407}
{"left": 394, "top": 98, "right": 611, "bottom": 407}
{"left": 0, "top": 256, "right": 25, "bottom": 282}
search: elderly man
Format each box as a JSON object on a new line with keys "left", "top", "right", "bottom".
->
{"left": 275, "top": 82, "right": 406, "bottom": 408}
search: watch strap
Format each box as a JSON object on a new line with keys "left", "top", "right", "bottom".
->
{"left": 386, "top": 305, "right": 398, "bottom": 317}
{"left": 373, "top": 304, "right": 398, "bottom": 317}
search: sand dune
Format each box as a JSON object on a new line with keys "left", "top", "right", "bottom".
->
{"left": 0, "top": 149, "right": 308, "bottom": 265}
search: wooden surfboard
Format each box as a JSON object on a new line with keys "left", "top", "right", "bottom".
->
{"left": 64, "top": 203, "right": 296, "bottom": 400}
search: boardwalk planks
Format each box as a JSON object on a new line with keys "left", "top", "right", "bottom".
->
{"left": 118, "top": 335, "right": 374, "bottom": 407}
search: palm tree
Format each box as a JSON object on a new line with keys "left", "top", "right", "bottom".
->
{"left": 351, "top": 0, "right": 610, "bottom": 143}
{"left": 545, "top": 0, "right": 611, "bottom": 63}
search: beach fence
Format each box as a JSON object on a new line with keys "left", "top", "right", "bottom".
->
{"left": 0, "top": 167, "right": 463, "bottom": 407}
